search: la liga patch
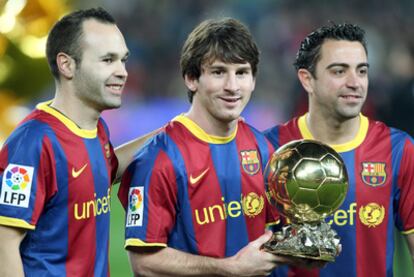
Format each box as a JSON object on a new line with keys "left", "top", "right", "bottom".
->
{"left": 1, "top": 164, "right": 34, "bottom": 208}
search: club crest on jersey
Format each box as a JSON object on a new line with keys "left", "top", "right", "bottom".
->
{"left": 359, "top": 202, "right": 385, "bottom": 227}
{"left": 126, "top": 186, "right": 144, "bottom": 227}
{"left": 361, "top": 162, "right": 386, "bottom": 187}
{"left": 0, "top": 164, "right": 34, "bottom": 208}
{"left": 240, "top": 150, "right": 260, "bottom": 175}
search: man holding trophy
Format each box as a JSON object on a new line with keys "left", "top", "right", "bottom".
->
{"left": 264, "top": 23, "right": 414, "bottom": 276}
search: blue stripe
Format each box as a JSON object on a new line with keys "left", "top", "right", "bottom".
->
{"left": 160, "top": 134, "right": 199, "bottom": 254}
{"left": 263, "top": 126, "right": 281, "bottom": 149}
{"left": 15, "top": 120, "right": 69, "bottom": 276}
{"left": 125, "top": 138, "right": 159, "bottom": 242}
{"left": 210, "top": 142, "right": 248, "bottom": 256}
{"left": 388, "top": 128, "right": 407, "bottom": 276}
{"left": 321, "top": 150, "right": 357, "bottom": 277}
{"left": 84, "top": 138, "right": 111, "bottom": 277}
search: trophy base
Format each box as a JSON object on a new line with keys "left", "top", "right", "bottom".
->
{"left": 262, "top": 222, "right": 340, "bottom": 262}
{"left": 262, "top": 245, "right": 335, "bottom": 262}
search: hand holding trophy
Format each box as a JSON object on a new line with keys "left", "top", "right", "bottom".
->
{"left": 263, "top": 139, "right": 348, "bottom": 262}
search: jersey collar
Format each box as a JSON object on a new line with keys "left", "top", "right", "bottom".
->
{"left": 37, "top": 101, "right": 98, "bottom": 139}
{"left": 298, "top": 113, "right": 368, "bottom": 153}
{"left": 173, "top": 114, "right": 237, "bottom": 144}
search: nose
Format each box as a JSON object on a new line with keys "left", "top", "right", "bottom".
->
{"left": 115, "top": 61, "right": 128, "bottom": 80}
{"left": 224, "top": 73, "right": 240, "bottom": 93}
{"left": 346, "top": 71, "right": 361, "bottom": 90}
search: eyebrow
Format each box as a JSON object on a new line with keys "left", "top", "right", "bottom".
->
{"left": 100, "top": 51, "right": 130, "bottom": 59}
{"left": 208, "top": 64, "right": 252, "bottom": 70}
{"left": 326, "top": 62, "right": 370, "bottom": 69}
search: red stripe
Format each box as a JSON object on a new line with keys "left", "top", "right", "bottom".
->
{"left": 235, "top": 124, "right": 268, "bottom": 242}
{"left": 145, "top": 151, "right": 178, "bottom": 243}
{"left": 169, "top": 123, "right": 226, "bottom": 257}
{"left": 56, "top": 134, "right": 97, "bottom": 276}
{"left": 355, "top": 121, "right": 390, "bottom": 276}
{"left": 30, "top": 136, "right": 58, "bottom": 225}
{"left": 397, "top": 138, "right": 414, "bottom": 231}
{"left": 279, "top": 117, "right": 303, "bottom": 146}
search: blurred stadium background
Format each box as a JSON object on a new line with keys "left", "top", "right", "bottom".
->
{"left": 0, "top": 0, "right": 413, "bottom": 276}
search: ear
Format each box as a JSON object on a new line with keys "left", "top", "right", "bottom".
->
{"left": 297, "top": 68, "right": 314, "bottom": 95}
{"left": 184, "top": 74, "right": 198, "bottom": 93}
{"left": 56, "top": 52, "right": 76, "bottom": 80}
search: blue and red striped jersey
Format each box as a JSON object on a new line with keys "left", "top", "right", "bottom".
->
{"left": 118, "top": 115, "right": 278, "bottom": 258}
{"left": 263, "top": 113, "right": 414, "bottom": 277}
{"left": 0, "top": 101, "right": 118, "bottom": 277}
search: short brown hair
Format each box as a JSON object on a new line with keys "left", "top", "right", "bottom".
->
{"left": 180, "top": 18, "right": 259, "bottom": 103}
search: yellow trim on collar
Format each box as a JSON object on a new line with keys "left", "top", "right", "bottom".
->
{"left": 0, "top": 216, "right": 35, "bottom": 230}
{"left": 173, "top": 114, "right": 237, "bottom": 144}
{"left": 298, "top": 113, "right": 368, "bottom": 153}
{"left": 37, "top": 101, "right": 97, "bottom": 139}
{"left": 125, "top": 238, "right": 167, "bottom": 249}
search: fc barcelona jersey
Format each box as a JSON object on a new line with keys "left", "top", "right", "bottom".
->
{"left": 0, "top": 101, "right": 118, "bottom": 277}
{"left": 118, "top": 115, "right": 278, "bottom": 257}
{"left": 263, "top": 113, "right": 414, "bottom": 277}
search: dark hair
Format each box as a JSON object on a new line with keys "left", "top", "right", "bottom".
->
{"left": 294, "top": 23, "right": 367, "bottom": 77}
{"left": 180, "top": 18, "right": 259, "bottom": 103}
{"left": 46, "top": 7, "right": 116, "bottom": 80}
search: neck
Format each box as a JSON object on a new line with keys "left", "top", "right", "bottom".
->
{"left": 51, "top": 84, "right": 100, "bottom": 130}
{"left": 185, "top": 107, "right": 237, "bottom": 137}
{"left": 306, "top": 112, "right": 361, "bottom": 145}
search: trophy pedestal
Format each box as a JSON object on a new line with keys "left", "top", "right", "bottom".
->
{"left": 262, "top": 222, "right": 341, "bottom": 262}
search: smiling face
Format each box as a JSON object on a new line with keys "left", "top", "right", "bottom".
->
{"left": 185, "top": 59, "right": 256, "bottom": 127}
{"left": 73, "top": 19, "right": 129, "bottom": 111}
{"left": 300, "top": 39, "right": 369, "bottom": 121}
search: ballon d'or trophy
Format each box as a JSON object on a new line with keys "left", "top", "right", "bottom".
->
{"left": 263, "top": 139, "right": 348, "bottom": 262}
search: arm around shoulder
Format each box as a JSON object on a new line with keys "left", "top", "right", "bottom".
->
{"left": 0, "top": 225, "right": 26, "bottom": 277}
{"left": 114, "top": 128, "right": 162, "bottom": 182}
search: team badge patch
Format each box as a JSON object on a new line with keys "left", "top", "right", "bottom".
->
{"left": 240, "top": 150, "right": 260, "bottom": 175}
{"left": 0, "top": 164, "right": 34, "bottom": 208}
{"left": 359, "top": 202, "right": 385, "bottom": 227}
{"left": 126, "top": 186, "right": 144, "bottom": 227}
{"left": 242, "top": 192, "right": 264, "bottom": 217}
{"left": 361, "top": 162, "right": 386, "bottom": 187}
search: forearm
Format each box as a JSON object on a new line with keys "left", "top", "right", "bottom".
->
{"left": 0, "top": 225, "right": 25, "bottom": 277}
{"left": 128, "top": 247, "right": 236, "bottom": 277}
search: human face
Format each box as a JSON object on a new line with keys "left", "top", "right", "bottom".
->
{"left": 306, "top": 40, "right": 368, "bottom": 120}
{"left": 73, "top": 19, "right": 129, "bottom": 111}
{"left": 187, "top": 60, "right": 256, "bottom": 126}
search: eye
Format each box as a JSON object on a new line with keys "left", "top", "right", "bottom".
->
{"left": 212, "top": 69, "right": 224, "bottom": 76}
{"left": 102, "top": 58, "right": 113, "bottom": 64}
{"left": 332, "top": 69, "right": 345, "bottom": 75}
{"left": 358, "top": 67, "right": 368, "bottom": 76}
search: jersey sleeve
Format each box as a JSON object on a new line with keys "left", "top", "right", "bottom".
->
{"left": 118, "top": 143, "right": 178, "bottom": 249}
{"left": 396, "top": 137, "right": 414, "bottom": 234}
{"left": 0, "top": 123, "right": 55, "bottom": 230}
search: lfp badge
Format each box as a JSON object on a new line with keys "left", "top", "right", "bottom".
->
{"left": 126, "top": 187, "right": 144, "bottom": 227}
{"left": 1, "top": 164, "right": 34, "bottom": 208}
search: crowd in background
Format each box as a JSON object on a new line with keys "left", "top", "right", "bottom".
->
{"left": 1, "top": 0, "right": 413, "bottom": 144}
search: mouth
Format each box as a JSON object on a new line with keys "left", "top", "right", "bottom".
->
{"left": 106, "top": 84, "right": 124, "bottom": 95}
{"left": 339, "top": 94, "right": 363, "bottom": 100}
{"left": 219, "top": 96, "right": 242, "bottom": 103}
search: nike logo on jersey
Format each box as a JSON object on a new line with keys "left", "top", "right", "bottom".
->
{"left": 72, "top": 164, "right": 88, "bottom": 178}
{"left": 189, "top": 168, "right": 209, "bottom": 185}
